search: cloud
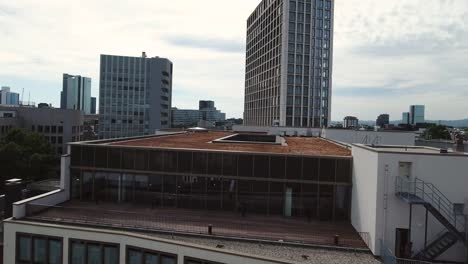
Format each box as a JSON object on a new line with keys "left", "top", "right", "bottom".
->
{"left": 165, "top": 35, "right": 244, "bottom": 53}
{"left": 0, "top": 0, "right": 467, "bottom": 121}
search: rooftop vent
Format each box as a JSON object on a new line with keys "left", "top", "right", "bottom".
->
{"left": 212, "top": 134, "right": 286, "bottom": 146}
{"left": 187, "top": 127, "right": 208, "bottom": 133}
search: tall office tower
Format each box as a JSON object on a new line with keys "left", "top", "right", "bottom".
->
{"left": 402, "top": 112, "right": 410, "bottom": 125}
{"left": 99, "top": 52, "right": 173, "bottom": 139}
{"left": 90, "top": 97, "right": 97, "bottom": 114}
{"left": 0, "top": 86, "right": 20, "bottom": 106}
{"left": 244, "top": 0, "right": 334, "bottom": 127}
{"left": 61, "top": 74, "right": 92, "bottom": 114}
{"left": 376, "top": 114, "right": 390, "bottom": 127}
{"left": 410, "top": 105, "right": 425, "bottom": 125}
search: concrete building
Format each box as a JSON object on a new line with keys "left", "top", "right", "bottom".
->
{"left": 90, "top": 97, "right": 97, "bottom": 114}
{"left": 376, "top": 114, "right": 390, "bottom": 128}
{"left": 343, "top": 116, "right": 359, "bottom": 129}
{"left": 4, "top": 132, "right": 379, "bottom": 264}
{"left": 410, "top": 105, "right": 425, "bottom": 125}
{"left": 172, "top": 101, "right": 226, "bottom": 128}
{"left": 0, "top": 105, "right": 84, "bottom": 154}
{"left": 402, "top": 112, "right": 410, "bottom": 125}
{"left": 99, "top": 52, "right": 173, "bottom": 139}
{"left": 351, "top": 144, "right": 468, "bottom": 263}
{"left": 171, "top": 108, "right": 200, "bottom": 127}
{"left": 61, "top": 74, "right": 92, "bottom": 114}
{"left": 0, "top": 86, "right": 20, "bottom": 106}
{"left": 244, "top": 0, "right": 334, "bottom": 128}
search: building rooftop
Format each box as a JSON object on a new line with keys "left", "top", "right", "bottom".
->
{"left": 354, "top": 144, "right": 468, "bottom": 156}
{"left": 25, "top": 200, "right": 367, "bottom": 250}
{"left": 105, "top": 131, "right": 351, "bottom": 157}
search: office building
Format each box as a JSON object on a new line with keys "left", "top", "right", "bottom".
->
{"left": 244, "top": 0, "right": 334, "bottom": 128}
{"left": 61, "top": 74, "right": 92, "bottom": 114}
{"left": 343, "top": 116, "right": 358, "bottom": 129}
{"left": 90, "top": 97, "right": 97, "bottom": 114}
{"left": 171, "top": 108, "right": 200, "bottom": 127}
{"left": 99, "top": 52, "right": 173, "bottom": 139}
{"left": 0, "top": 105, "right": 84, "bottom": 154}
{"left": 376, "top": 114, "right": 389, "bottom": 127}
{"left": 410, "top": 105, "right": 425, "bottom": 125}
{"left": 4, "top": 131, "right": 378, "bottom": 264}
{"left": 0, "top": 86, "right": 20, "bottom": 106}
{"left": 172, "top": 100, "right": 226, "bottom": 127}
{"left": 5, "top": 131, "right": 467, "bottom": 263}
{"left": 402, "top": 112, "right": 410, "bottom": 125}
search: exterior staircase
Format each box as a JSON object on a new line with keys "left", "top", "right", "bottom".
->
{"left": 395, "top": 177, "right": 467, "bottom": 261}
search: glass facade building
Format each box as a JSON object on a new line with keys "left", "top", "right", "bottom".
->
{"left": 61, "top": 74, "right": 92, "bottom": 114}
{"left": 0, "top": 86, "right": 20, "bottom": 106}
{"left": 69, "top": 140, "right": 352, "bottom": 221}
{"left": 99, "top": 53, "right": 173, "bottom": 139}
{"left": 244, "top": 0, "right": 334, "bottom": 128}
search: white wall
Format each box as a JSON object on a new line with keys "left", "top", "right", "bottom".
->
{"left": 352, "top": 144, "right": 468, "bottom": 262}
{"left": 351, "top": 146, "right": 380, "bottom": 253}
{"left": 3, "top": 221, "right": 291, "bottom": 264}
{"left": 232, "top": 126, "right": 415, "bottom": 146}
{"left": 323, "top": 130, "right": 415, "bottom": 146}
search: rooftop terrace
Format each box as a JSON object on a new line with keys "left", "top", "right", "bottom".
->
{"left": 105, "top": 131, "right": 351, "bottom": 157}
{"left": 24, "top": 200, "right": 367, "bottom": 250}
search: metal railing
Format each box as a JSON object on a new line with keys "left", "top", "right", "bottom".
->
{"left": 380, "top": 240, "right": 434, "bottom": 264}
{"left": 395, "top": 176, "right": 466, "bottom": 233}
{"left": 24, "top": 203, "right": 368, "bottom": 249}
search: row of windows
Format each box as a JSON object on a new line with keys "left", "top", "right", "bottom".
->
{"left": 71, "top": 146, "right": 352, "bottom": 183}
{"left": 31, "top": 125, "right": 64, "bottom": 134}
{"left": 16, "top": 233, "right": 221, "bottom": 264}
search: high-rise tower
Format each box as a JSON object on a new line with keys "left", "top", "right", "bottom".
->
{"left": 244, "top": 0, "right": 334, "bottom": 127}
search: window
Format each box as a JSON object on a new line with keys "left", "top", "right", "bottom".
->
{"left": 38, "top": 125, "right": 43, "bottom": 133}
{"left": 52, "top": 126, "right": 57, "bottom": 133}
{"left": 16, "top": 233, "right": 63, "bottom": 264}
{"left": 184, "top": 257, "right": 224, "bottom": 264}
{"left": 70, "top": 239, "right": 119, "bottom": 264}
{"left": 58, "top": 126, "right": 63, "bottom": 133}
{"left": 126, "top": 246, "right": 176, "bottom": 264}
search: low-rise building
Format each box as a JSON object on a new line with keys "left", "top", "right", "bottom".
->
{"left": 0, "top": 105, "right": 84, "bottom": 154}
{"left": 351, "top": 144, "right": 468, "bottom": 262}
{"left": 343, "top": 116, "right": 359, "bottom": 129}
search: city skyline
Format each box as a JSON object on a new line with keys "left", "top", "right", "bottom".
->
{"left": 1, "top": 0, "right": 468, "bottom": 120}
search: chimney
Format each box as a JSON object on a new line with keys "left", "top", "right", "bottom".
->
{"left": 142, "top": 51, "right": 147, "bottom": 58}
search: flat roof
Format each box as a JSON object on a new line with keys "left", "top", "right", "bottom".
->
{"left": 105, "top": 131, "right": 351, "bottom": 157}
{"left": 353, "top": 144, "right": 468, "bottom": 156}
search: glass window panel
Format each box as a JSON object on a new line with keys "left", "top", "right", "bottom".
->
{"left": 177, "top": 151, "right": 192, "bottom": 173}
{"left": 49, "top": 240, "right": 62, "bottom": 264}
{"left": 104, "top": 246, "right": 119, "bottom": 264}
{"left": 319, "top": 185, "right": 334, "bottom": 220}
{"left": 286, "top": 157, "right": 302, "bottom": 180}
{"left": 319, "top": 158, "right": 335, "bottom": 182}
{"left": 87, "top": 244, "right": 102, "bottom": 264}
{"left": 150, "top": 150, "right": 164, "bottom": 171}
{"left": 302, "top": 157, "right": 319, "bottom": 181}
{"left": 135, "top": 150, "right": 149, "bottom": 170}
{"left": 192, "top": 152, "right": 207, "bottom": 174}
{"left": 237, "top": 155, "right": 253, "bottom": 177}
{"left": 128, "top": 249, "right": 143, "bottom": 264}
{"left": 18, "top": 236, "right": 32, "bottom": 261}
{"left": 253, "top": 155, "right": 269, "bottom": 178}
{"left": 122, "top": 149, "right": 136, "bottom": 170}
{"left": 33, "top": 238, "right": 47, "bottom": 263}
{"left": 108, "top": 148, "right": 122, "bottom": 169}
{"left": 71, "top": 243, "right": 86, "bottom": 264}
{"left": 222, "top": 154, "right": 238, "bottom": 176}
{"left": 95, "top": 147, "right": 108, "bottom": 168}
{"left": 164, "top": 151, "right": 178, "bottom": 172}
{"left": 207, "top": 153, "right": 222, "bottom": 175}
{"left": 161, "top": 255, "right": 176, "bottom": 264}
{"left": 270, "top": 156, "right": 285, "bottom": 179}
{"left": 145, "top": 253, "right": 159, "bottom": 264}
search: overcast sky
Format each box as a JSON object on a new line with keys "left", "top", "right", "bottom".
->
{"left": 1, "top": 0, "right": 467, "bottom": 120}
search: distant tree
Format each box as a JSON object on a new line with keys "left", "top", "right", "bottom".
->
{"left": 424, "top": 125, "right": 451, "bottom": 140}
{"left": 0, "top": 128, "right": 58, "bottom": 192}
{"left": 464, "top": 127, "right": 468, "bottom": 132}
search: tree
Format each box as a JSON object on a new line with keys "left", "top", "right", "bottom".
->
{"left": 0, "top": 128, "right": 58, "bottom": 192}
{"left": 424, "top": 125, "right": 451, "bottom": 140}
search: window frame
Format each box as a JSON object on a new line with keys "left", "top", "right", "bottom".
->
{"left": 68, "top": 238, "right": 120, "bottom": 264}
{"left": 184, "top": 256, "right": 224, "bottom": 264}
{"left": 125, "top": 245, "right": 177, "bottom": 264}
{"left": 16, "top": 232, "right": 63, "bottom": 264}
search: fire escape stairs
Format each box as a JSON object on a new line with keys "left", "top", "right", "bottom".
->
{"left": 395, "top": 177, "right": 467, "bottom": 261}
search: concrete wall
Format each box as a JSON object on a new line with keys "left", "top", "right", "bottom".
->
{"left": 3, "top": 221, "right": 291, "bottom": 264}
{"left": 323, "top": 129, "right": 415, "bottom": 146}
{"left": 233, "top": 126, "right": 416, "bottom": 146}
{"left": 350, "top": 146, "right": 380, "bottom": 253}
{"left": 352, "top": 144, "right": 468, "bottom": 262}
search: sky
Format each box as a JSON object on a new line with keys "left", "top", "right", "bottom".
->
{"left": 1, "top": 0, "right": 468, "bottom": 121}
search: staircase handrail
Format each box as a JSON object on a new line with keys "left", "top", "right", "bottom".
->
{"left": 395, "top": 176, "right": 466, "bottom": 234}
